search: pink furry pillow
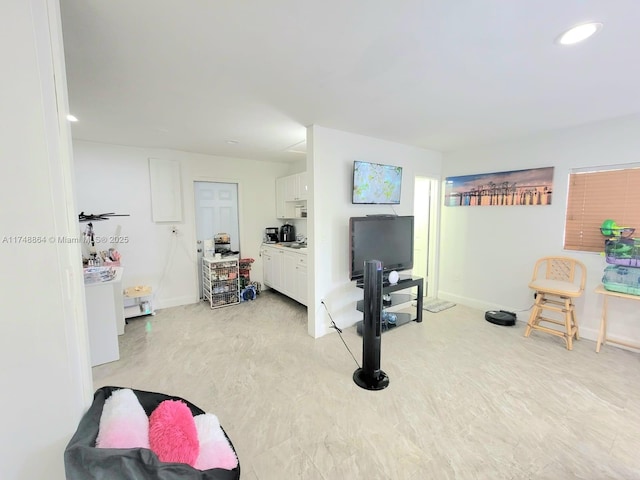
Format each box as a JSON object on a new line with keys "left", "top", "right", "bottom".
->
{"left": 193, "top": 413, "right": 238, "bottom": 470}
{"left": 96, "top": 388, "right": 149, "bottom": 449}
{"left": 149, "top": 400, "right": 200, "bottom": 466}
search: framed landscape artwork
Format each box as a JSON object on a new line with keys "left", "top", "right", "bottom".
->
{"left": 444, "top": 167, "right": 554, "bottom": 207}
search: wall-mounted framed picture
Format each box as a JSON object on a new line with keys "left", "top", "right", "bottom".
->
{"left": 444, "top": 167, "right": 554, "bottom": 206}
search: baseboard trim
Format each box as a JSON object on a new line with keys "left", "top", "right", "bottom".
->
{"left": 437, "top": 291, "right": 603, "bottom": 344}
{"left": 154, "top": 295, "right": 198, "bottom": 310}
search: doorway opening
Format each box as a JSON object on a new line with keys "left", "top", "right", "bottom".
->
{"left": 194, "top": 181, "right": 240, "bottom": 299}
{"left": 413, "top": 177, "right": 440, "bottom": 298}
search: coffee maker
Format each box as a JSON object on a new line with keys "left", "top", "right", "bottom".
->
{"left": 280, "top": 223, "right": 295, "bottom": 243}
{"left": 265, "top": 227, "right": 279, "bottom": 243}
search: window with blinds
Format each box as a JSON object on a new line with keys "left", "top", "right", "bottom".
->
{"left": 564, "top": 167, "right": 640, "bottom": 252}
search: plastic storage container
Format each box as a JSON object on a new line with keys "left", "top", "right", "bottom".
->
{"left": 604, "top": 237, "right": 640, "bottom": 267}
{"left": 602, "top": 265, "right": 640, "bottom": 296}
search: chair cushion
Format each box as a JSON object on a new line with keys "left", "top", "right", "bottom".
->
{"left": 529, "top": 279, "right": 582, "bottom": 296}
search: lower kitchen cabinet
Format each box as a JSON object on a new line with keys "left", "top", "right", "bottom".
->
{"left": 261, "top": 244, "right": 307, "bottom": 306}
{"left": 293, "top": 255, "right": 307, "bottom": 305}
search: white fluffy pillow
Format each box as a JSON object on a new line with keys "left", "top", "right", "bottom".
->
{"left": 95, "top": 388, "right": 149, "bottom": 449}
{"left": 193, "top": 413, "right": 238, "bottom": 470}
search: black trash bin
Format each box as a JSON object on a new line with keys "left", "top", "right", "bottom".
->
{"left": 64, "top": 386, "right": 240, "bottom": 480}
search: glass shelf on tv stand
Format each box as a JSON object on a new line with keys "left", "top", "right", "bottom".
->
{"left": 354, "top": 276, "right": 424, "bottom": 335}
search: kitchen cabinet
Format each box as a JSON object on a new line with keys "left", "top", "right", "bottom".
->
{"left": 296, "top": 172, "right": 309, "bottom": 201}
{"left": 262, "top": 245, "right": 284, "bottom": 293}
{"left": 262, "top": 247, "right": 274, "bottom": 285}
{"left": 271, "top": 249, "right": 283, "bottom": 291}
{"left": 275, "top": 177, "right": 287, "bottom": 219}
{"left": 284, "top": 172, "right": 308, "bottom": 201}
{"left": 293, "top": 254, "right": 308, "bottom": 305}
{"left": 282, "top": 250, "right": 297, "bottom": 296}
{"left": 261, "top": 244, "right": 307, "bottom": 306}
{"left": 275, "top": 172, "right": 308, "bottom": 219}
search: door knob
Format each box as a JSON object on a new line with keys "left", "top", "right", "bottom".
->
{"left": 197, "top": 240, "right": 202, "bottom": 244}
{"left": 197, "top": 248, "right": 202, "bottom": 253}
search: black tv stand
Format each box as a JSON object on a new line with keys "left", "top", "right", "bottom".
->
{"left": 355, "top": 276, "right": 423, "bottom": 335}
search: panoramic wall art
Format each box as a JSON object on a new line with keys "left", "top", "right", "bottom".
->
{"left": 444, "top": 166, "right": 554, "bottom": 206}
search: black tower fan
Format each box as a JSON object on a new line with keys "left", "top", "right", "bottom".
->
{"left": 353, "top": 259, "right": 389, "bottom": 390}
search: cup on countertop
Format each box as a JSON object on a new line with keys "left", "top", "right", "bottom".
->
{"left": 215, "top": 253, "right": 222, "bottom": 260}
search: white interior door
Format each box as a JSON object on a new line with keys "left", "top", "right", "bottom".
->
{"left": 194, "top": 181, "right": 240, "bottom": 298}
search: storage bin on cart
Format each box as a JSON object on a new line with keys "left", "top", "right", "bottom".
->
{"left": 602, "top": 265, "right": 640, "bottom": 296}
{"left": 604, "top": 237, "right": 640, "bottom": 267}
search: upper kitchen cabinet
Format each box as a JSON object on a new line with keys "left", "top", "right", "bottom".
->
{"left": 276, "top": 176, "right": 287, "bottom": 219}
{"left": 283, "top": 172, "right": 308, "bottom": 201}
{"left": 276, "top": 172, "right": 308, "bottom": 219}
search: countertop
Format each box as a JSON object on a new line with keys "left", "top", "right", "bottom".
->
{"left": 263, "top": 242, "right": 308, "bottom": 252}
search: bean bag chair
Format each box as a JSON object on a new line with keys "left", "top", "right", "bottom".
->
{"left": 64, "top": 386, "right": 240, "bottom": 480}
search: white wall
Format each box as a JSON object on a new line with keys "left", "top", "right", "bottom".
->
{"left": 308, "top": 125, "right": 443, "bottom": 337}
{"left": 439, "top": 114, "right": 640, "bottom": 347}
{"left": 1, "top": 1, "right": 93, "bottom": 478}
{"left": 73, "top": 140, "right": 291, "bottom": 308}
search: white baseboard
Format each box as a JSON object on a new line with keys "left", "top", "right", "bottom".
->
{"left": 436, "top": 291, "right": 517, "bottom": 316}
{"left": 154, "top": 295, "right": 198, "bottom": 310}
{"left": 437, "top": 291, "right": 603, "bottom": 343}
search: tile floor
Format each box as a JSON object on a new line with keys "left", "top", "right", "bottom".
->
{"left": 92, "top": 291, "right": 640, "bottom": 479}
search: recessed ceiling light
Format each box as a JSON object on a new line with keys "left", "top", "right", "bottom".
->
{"left": 557, "top": 22, "right": 602, "bottom": 45}
{"left": 226, "top": 140, "right": 239, "bottom": 145}
{"left": 66, "top": 114, "right": 78, "bottom": 122}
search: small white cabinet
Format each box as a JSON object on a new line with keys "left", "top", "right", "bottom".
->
{"left": 296, "top": 172, "right": 309, "bottom": 201}
{"left": 282, "top": 250, "right": 297, "bottom": 297}
{"left": 262, "top": 246, "right": 286, "bottom": 293}
{"left": 284, "top": 172, "right": 308, "bottom": 201}
{"left": 84, "top": 267, "right": 124, "bottom": 366}
{"left": 261, "top": 244, "right": 307, "bottom": 306}
{"left": 262, "top": 247, "right": 274, "bottom": 285}
{"left": 292, "top": 253, "right": 308, "bottom": 305}
{"left": 275, "top": 177, "right": 287, "bottom": 219}
{"left": 275, "top": 172, "right": 308, "bottom": 219}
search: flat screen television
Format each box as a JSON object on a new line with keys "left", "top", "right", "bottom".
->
{"left": 349, "top": 215, "right": 414, "bottom": 281}
{"left": 352, "top": 160, "right": 403, "bottom": 204}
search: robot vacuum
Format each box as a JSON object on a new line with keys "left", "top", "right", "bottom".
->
{"left": 485, "top": 310, "right": 517, "bottom": 326}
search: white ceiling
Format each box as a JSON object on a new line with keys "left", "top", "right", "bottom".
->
{"left": 59, "top": 1, "right": 640, "bottom": 162}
